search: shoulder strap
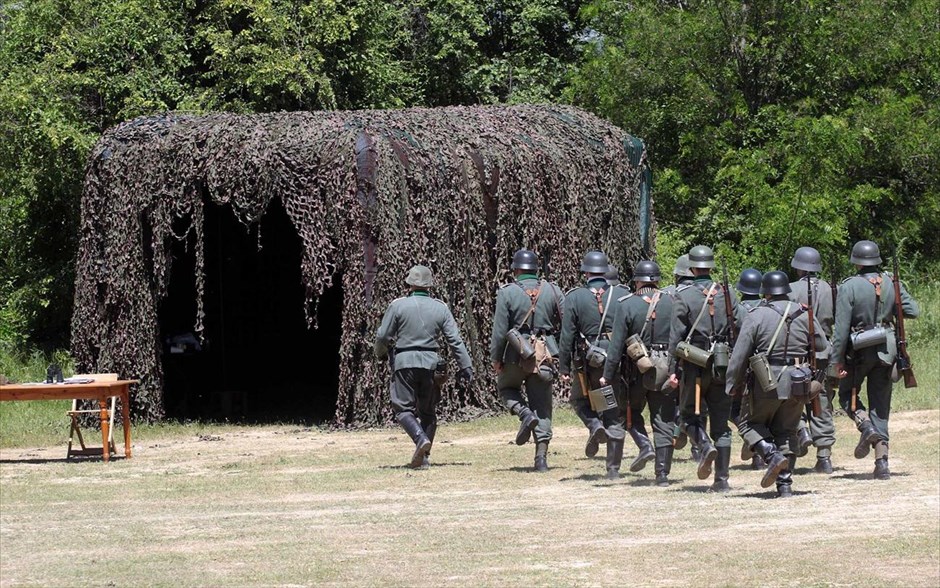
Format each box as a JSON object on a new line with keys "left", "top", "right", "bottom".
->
{"left": 766, "top": 301, "right": 793, "bottom": 355}
{"left": 515, "top": 281, "right": 544, "bottom": 329}
{"left": 685, "top": 283, "right": 717, "bottom": 343}
{"left": 592, "top": 287, "right": 614, "bottom": 345}
{"left": 638, "top": 291, "right": 662, "bottom": 340}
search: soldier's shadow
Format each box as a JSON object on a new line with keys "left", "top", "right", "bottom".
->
{"left": 559, "top": 473, "right": 608, "bottom": 482}
{"left": 737, "top": 490, "right": 815, "bottom": 499}
{"left": 492, "top": 466, "right": 545, "bottom": 473}
{"left": 377, "top": 462, "right": 471, "bottom": 470}
{"left": 835, "top": 471, "right": 910, "bottom": 480}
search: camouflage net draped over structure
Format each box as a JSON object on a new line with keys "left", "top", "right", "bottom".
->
{"left": 72, "top": 105, "right": 650, "bottom": 425}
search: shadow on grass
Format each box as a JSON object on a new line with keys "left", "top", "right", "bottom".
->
{"left": 0, "top": 456, "right": 127, "bottom": 464}
{"left": 559, "top": 473, "right": 608, "bottom": 482}
{"left": 377, "top": 461, "right": 472, "bottom": 470}
{"left": 492, "top": 466, "right": 543, "bottom": 473}
{"left": 737, "top": 489, "right": 815, "bottom": 500}
{"left": 835, "top": 471, "right": 910, "bottom": 480}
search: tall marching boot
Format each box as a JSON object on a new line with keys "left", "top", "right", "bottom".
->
{"left": 710, "top": 446, "right": 731, "bottom": 492}
{"left": 628, "top": 427, "right": 656, "bottom": 473}
{"left": 776, "top": 461, "right": 794, "bottom": 498}
{"left": 397, "top": 412, "right": 431, "bottom": 469}
{"left": 753, "top": 440, "right": 790, "bottom": 488}
{"left": 873, "top": 441, "right": 890, "bottom": 480}
{"left": 655, "top": 446, "right": 674, "bottom": 487}
{"left": 854, "top": 415, "right": 879, "bottom": 459}
{"left": 420, "top": 420, "right": 437, "bottom": 469}
{"left": 534, "top": 441, "right": 549, "bottom": 473}
{"left": 606, "top": 438, "right": 624, "bottom": 480}
{"left": 795, "top": 426, "right": 813, "bottom": 458}
{"left": 689, "top": 424, "right": 717, "bottom": 480}
{"left": 512, "top": 405, "right": 539, "bottom": 446}
{"left": 585, "top": 421, "right": 609, "bottom": 458}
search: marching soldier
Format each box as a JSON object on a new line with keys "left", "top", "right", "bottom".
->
{"left": 559, "top": 250, "right": 625, "bottom": 478}
{"left": 735, "top": 268, "right": 765, "bottom": 470}
{"left": 788, "top": 247, "right": 837, "bottom": 474}
{"left": 725, "top": 271, "right": 830, "bottom": 497}
{"left": 831, "top": 240, "right": 920, "bottom": 480}
{"left": 666, "top": 245, "right": 744, "bottom": 492}
{"left": 601, "top": 261, "right": 677, "bottom": 486}
{"left": 375, "top": 265, "right": 474, "bottom": 469}
{"left": 606, "top": 264, "right": 631, "bottom": 295}
{"left": 664, "top": 255, "right": 695, "bottom": 452}
{"left": 490, "top": 249, "right": 565, "bottom": 472}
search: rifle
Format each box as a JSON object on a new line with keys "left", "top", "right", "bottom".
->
{"left": 805, "top": 274, "right": 822, "bottom": 417}
{"left": 719, "top": 257, "right": 737, "bottom": 343}
{"left": 892, "top": 253, "right": 917, "bottom": 388}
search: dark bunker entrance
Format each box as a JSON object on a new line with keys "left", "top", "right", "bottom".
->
{"left": 159, "top": 199, "right": 341, "bottom": 424}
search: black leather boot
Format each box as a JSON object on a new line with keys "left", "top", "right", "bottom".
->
{"left": 854, "top": 418, "right": 879, "bottom": 459}
{"left": 512, "top": 405, "right": 539, "bottom": 445}
{"left": 606, "top": 438, "right": 624, "bottom": 480}
{"left": 585, "top": 422, "right": 608, "bottom": 458}
{"left": 873, "top": 441, "right": 890, "bottom": 480}
{"left": 741, "top": 441, "right": 754, "bottom": 461}
{"left": 628, "top": 427, "right": 655, "bottom": 473}
{"left": 689, "top": 424, "right": 717, "bottom": 480}
{"left": 655, "top": 446, "right": 673, "bottom": 487}
{"left": 534, "top": 441, "right": 549, "bottom": 473}
{"left": 710, "top": 446, "right": 731, "bottom": 492}
{"left": 796, "top": 427, "right": 813, "bottom": 458}
{"left": 397, "top": 413, "right": 431, "bottom": 469}
{"left": 750, "top": 454, "right": 766, "bottom": 470}
{"left": 420, "top": 420, "right": 437, "bottom": 470}
{"left": 814, "top": 447, "right": 833, "bottom": 474}
{"left": 776, "top": 469, "right": 793, "bottom": 498}
{"left": 754, "top": 440, "right": 790, "bottom": 489}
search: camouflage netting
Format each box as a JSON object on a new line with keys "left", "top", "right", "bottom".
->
{"left": 72, "top": 104, "right": 651, "bottom": 425}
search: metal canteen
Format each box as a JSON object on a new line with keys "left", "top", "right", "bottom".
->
{"left": 676, "top": 341, "right": 712, "bottom": 368}
{"left": 748, "top": 352, "right": 777, "bottom": 392}
{"left": 850, "top": 325, "right": 888, "bottom": 350}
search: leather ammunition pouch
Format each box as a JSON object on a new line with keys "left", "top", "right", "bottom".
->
{"left": 585, "top": 343, "right": 608, "bottom": 368}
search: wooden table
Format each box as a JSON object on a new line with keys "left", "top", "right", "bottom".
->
{"left": 0, "top": 380, "right": 137, "bottom": 462}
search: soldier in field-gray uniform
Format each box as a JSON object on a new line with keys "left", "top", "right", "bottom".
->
{"left": 787, "top": 247, "right": 837, "bottom": 474}
{"left": 490, "top": 249, "right": 565, "bottom": 472}
{"left": 375, "top": 265, "right": 474, "bottom": 469}
{"left": 559, "top": 250, "right": 624, "bottom": 476}
{"left": 735, "top": 268, "right": 766, "bottom": 470}
{"left": 666, "top": 245, "right": 744, "bottom": 492}
{"left": 831, "top": 240, "right": 919, "bottom": 480}
{"left": 725, "top": 271, "right": 830, "bottom": 497}
{"left": 601, "top": 261, "right": 677, "bottom": 485}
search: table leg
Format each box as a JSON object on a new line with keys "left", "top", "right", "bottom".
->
{"left": 122, "top": 386, "right": 132, "bottom": 458}
{"left": 99, "top": 397, "right": 111, "bottom": 462}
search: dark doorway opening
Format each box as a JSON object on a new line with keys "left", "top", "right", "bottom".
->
{"left": 159, "top": 198, "right": 341, "bottom": 424}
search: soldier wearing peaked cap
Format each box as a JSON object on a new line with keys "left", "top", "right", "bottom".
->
{"left": 831, "top": 240, "right": 919, "bottom": 480}
{"left": 375, "top": 265, "right": 474, "bottom": 469}
{"left": 787, "top": 247, "right": 837, "bottom": 474}
{"left": 490, "top": 249, "right": 565, "bottom": 472}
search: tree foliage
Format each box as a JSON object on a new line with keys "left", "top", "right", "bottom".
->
{"left": 570, "top": 0, "right": 940, "bottom": 275}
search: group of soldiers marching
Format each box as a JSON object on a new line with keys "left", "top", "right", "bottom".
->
{"left": 374, "top": 240, "right": 919, "bottom": 497}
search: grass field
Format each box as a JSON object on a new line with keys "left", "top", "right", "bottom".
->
{"left": 1, "top": 407, "right": 938, "bottom": 587}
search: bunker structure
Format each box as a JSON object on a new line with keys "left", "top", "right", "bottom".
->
{"left": 71, "top": 104, "right": 652, "bottom": 425}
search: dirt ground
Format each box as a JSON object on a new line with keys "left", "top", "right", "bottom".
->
{"left": 1, "top": 408, "right": 938, "bottom": 587}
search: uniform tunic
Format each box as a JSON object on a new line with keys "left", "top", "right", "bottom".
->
{"left": 559, "top": 276, "right": 623, "bottom": 438}
{"left": 604, "top": 286, "right": 676, "bottom": 448}
{"left": 667, "top": 275, "right": 745, "bottom": 448}
{"left": 489, "top": 274, "right": 564, "bottom": 443}
{"left": 726, "top": 299, "right": 829, "bottom": 451}
{"left": 789, "top": 276, "right": 836, "bottom": 453}
{"left": 830, "top": 270, "right": 919, "bottom": 442}
{"left": 375, "top": 292, "right": 472, "bottom": 424}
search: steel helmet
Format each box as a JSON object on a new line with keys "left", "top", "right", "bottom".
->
{"left": 632, "top": 260, "right": 661, "bottom": 283}
{"left": 511, "top": 249, "right": 539, "bottom": 271}
{"left": 760, "top": 271, "right": 791, "bottom": 296}
{"left": 580, "top": 250, "right": 610, "bottom": 274}
{"left": 790, "top": 247, "right": 822, "bottom": 273}
{"left": 673, "top": 254, "right": 693, "bottom": 278}
{"left": 405, "top": 265, "right": 434, "bottom": 288}
{"left": 735, "top": 268, "right": 763, "bottom": 296}
{"left": 687, "top": 245, "right": 716, "bottom": 269}
{"left": 850, "top": 240, "right": 882, "bottom": 266}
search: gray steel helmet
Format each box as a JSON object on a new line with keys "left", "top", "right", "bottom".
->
{"left": 580, "top": 250, "right": 610, "bottom": 274}
{"left": 850, "top": 240, "right": 882, "bottom": 266}
{"left": 605, "top": 264, "right": 620, "bottom": 285}
{"left": 790, "top": 247, "right": 822, "bottom": 272}
{"left": 687, "top": 245, "right": 716, "bottom": 269}
{"left": 760, "top": 271, "right": 791, "bottom": 296}
{"left": 632, "top": 260, "right": 661, "bottom": 283}
{"left": 511, "top": 249, "right": 539, "bottom": 271}
{"left": 672, "top": 254, "right": 694, "bottom": 277}
{"left": 405, "top": 265, "right": 434, "bottom": 288}
{"left": 735, "top": 268, "right": 763, "bottom": 296}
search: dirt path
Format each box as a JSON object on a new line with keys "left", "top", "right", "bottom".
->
{"left": 2, "top": 409, "right": 938, "bottom": 587}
